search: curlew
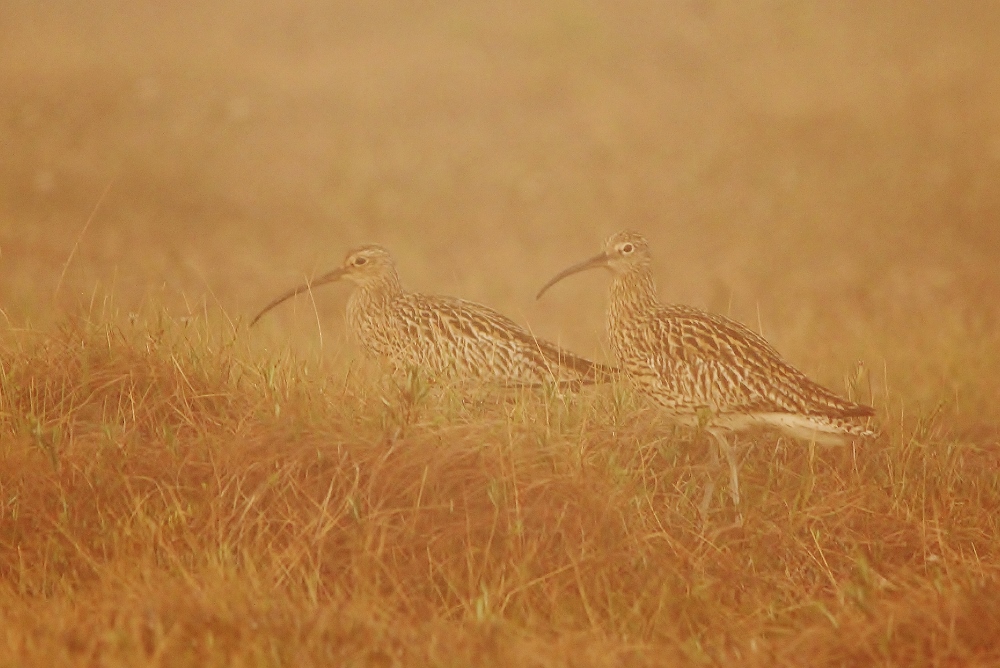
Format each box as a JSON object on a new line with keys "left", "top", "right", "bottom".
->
{"left": 536, "top": 231, "right": 876, "bottom": 523}
{"left": 252, "top": 244, "right": 615, "bottom": 388}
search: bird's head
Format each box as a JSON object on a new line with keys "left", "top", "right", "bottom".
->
{"left": 535, "top": 230, "right": 652, "bottom": 299}
{"left": 250, "top": 244, "right": 399, "bottom": 326}
{"left": 336, "top": 245, "right": 397, "bottom": 288}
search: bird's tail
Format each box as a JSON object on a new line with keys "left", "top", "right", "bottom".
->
{"left": 532, "top": 338, "right": 619, "bottom": 386}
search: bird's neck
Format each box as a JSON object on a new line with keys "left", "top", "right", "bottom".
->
{"left": 346, "top": 272, "right": 404, "bottom": 334}
{"left": 607, "top": 267, "right": 659, "bottom": 350}
{"left": 610, "top": 267, "right": 659, "bottom": 310}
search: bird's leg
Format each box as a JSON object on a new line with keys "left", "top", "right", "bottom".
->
{"left": 708, "top": 428, "right": 743, "bottom": 527}
{"left": 387, "top": 365, "right": 431, "bottom": 438}
{"left": 698, "top": 432, "right": 719, "bottom": 525}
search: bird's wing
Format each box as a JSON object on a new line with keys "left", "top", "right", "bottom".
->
{"left": 391, "top": 294, "right": 615, "bottom": 385}
{"left": 628, "top": 305, "right": 872, "bottom": 417}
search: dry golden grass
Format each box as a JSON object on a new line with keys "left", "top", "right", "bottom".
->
{"left": 2, "top": 306, "right": 999, "bottom": 666}
{"left": 2, "top": 1, "right": 1000, "bottom": 665}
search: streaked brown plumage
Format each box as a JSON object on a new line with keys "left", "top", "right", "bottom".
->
{"left": 252, "top": 244, "right": 615, "bottom": 387}
{"left": 537, "top": 231, "right": 876, "bottom": 522}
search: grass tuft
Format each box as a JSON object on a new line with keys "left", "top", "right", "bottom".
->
{"left": 2, "top": 312, "right": 999, "bottom": 665}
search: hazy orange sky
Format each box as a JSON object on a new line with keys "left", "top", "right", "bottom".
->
{"left": 2, "top": 2, "right": 998, "bottom": 351}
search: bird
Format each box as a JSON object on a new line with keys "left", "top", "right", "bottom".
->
{"left": 536, "top": 231, "right": 876, "bottom": 523}
{"left": 251, "top": 244, "right": 616, "bottom": 388}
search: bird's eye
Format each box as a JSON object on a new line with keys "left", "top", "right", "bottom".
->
{"left": 621, "top": 243, "right": 634, "bottom": 254}
{"left": 354, "top": 257, "right": 368, "bottom": 266}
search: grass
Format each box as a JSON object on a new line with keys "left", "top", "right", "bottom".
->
{"left": 2, "top": 1, "right": 1000, "bottom": 664}
{"left": 1, "top": 309, "right": 998, "bottom": 666}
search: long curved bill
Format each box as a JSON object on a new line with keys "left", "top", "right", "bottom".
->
{"left": 535, "top": 252, "right": 609, "bottom": 300}
{"left": 250, "top": 267, "right": 347, "bottom": 326}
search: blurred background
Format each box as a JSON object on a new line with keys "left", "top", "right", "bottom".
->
{"left": 2, "top": 1, "right": 999, "bottom": 402}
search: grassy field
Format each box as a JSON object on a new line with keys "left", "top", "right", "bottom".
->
{"left": 2, "top": 1, "right": 1000, "bottom": 665}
